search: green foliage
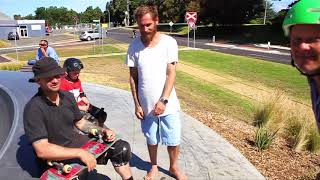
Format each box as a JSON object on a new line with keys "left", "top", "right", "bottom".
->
{"left": 0, "top": 63, "right": 23, "bottom": 71}
{"left": 176, "top": 71, "right": 253, "bottom": 121}
{"left": 80, "top": 6, "right": 103, "bottom": 23}
{"left": 253, "top": 103, "right": 274, "bottom": 128}
{"left": 24, "top": 6, "right": 103, "bottom": 26}
{"left": 249, "top": 18, "right": 264, "bottom": 24}
{"left": 0, "top": 40, "right": 11, "bottom": 48}
{"left": 307, "top": 127, "right": 320, "bottom": 152}
{"left": 200, "top": 0, "right": 265, "bottom": 25}
{"left": 255, "top": 127, "right": 278, "bottom": 150}
{"left": 179, "top": 50, "right": 309, "bottom": 102}
{"left": 285, "top": 116, "right": 315, "bottom": 152}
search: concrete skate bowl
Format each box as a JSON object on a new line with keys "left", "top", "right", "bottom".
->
{"left": 0, "top": 87, "right": 14, "bottom": 155}
{"left": 0, "top": 71, "right": 38, "bottom": 180}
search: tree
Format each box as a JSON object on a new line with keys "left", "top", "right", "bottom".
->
{"left": 13, "top": 15, "right": 22, "bottom": 20}
{"left": 106, "top": 0, "right": 127, "bottom": 26}
{"left": 80, "top": 6, "right": 103, "bottom": 23}
{"left": 199, "top": 0, "right": 265, "bottom": 25}
{"left": 250, "top": 0, "right": 276, "bottom": 24}
{"left": 22, "top": 14, "right": 35, "bottom": 20}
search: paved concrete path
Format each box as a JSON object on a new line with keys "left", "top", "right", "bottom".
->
{"left": 83, "top": 83, "right": 265, "bottom": 180}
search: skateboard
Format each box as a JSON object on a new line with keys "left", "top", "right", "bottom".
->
{"left": 40, "top": 129, "right": 117, "bottom": 180}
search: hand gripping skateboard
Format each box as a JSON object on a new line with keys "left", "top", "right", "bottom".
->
{"left": 40, "top": 129, "right": 117, "bottom": 180}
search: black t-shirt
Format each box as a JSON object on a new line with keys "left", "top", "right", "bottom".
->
{"left": 23, "top": 89, "right": 89, "bottom": 147}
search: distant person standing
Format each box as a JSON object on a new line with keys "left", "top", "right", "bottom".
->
{"left": 36, "top": 39, "right": 59, "bottom": 64}
{"left": 126, "top": 5, "right": 187, "bottom": 180}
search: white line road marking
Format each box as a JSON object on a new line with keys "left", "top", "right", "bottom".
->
{"left": 248, "top": 53, "right": 272, "bottom": 59}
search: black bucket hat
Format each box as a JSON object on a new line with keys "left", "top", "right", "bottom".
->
{"left": 29, "top": 57, "right": 65, "bottom": 82}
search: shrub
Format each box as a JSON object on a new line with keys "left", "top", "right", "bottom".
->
{"left": 285, "top": 116, "right": 314, "bottom": 152}
{"left": 307, "top": 127, "right": 320, "bottom": 152}
{"left": 253, "top": 103, "right": 274, "bottom": 128}
{"left": 0, "top": 63, "right": 24, "bottom": 71}
{"left": 255, "top": 127, "right": 278, "bottom": 150}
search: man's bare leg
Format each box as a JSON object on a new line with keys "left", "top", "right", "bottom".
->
{"left": 144, "top": 144, "right": 159, "bottom": 180}
{"left": 168, "top": 145, "right": 187, "bottom": 180}
{"left": 114, "top": 163, "right": 133, "bottom": 180}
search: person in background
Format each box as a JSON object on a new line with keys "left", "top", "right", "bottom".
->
{"left": 36, "top": 39, "right": 60, "bottom": 64}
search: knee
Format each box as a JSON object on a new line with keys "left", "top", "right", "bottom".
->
{"left": 108, "top": 140, "right": 132, "bottom": 167}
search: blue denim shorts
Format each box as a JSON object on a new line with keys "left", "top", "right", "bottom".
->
{"left": 141, "top": 112, "right": 181, "bottom": 146}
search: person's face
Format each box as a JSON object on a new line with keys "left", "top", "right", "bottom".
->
{"left": 68, "top": 70, "right": 80, "bottom": 80}
{"left": 290, "top": 24, "right": 320, "bottom": 75}
{"left": 137, "top": 13, "right": 158, "bottom": 41}
{"left": 37, "top": 74, "right": 62, "bottom": 92}
{"left": 39, "top": 41, "right": 48, "bottom": 49}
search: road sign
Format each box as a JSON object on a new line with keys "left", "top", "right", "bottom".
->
{"left": 185, "top": 12, "right": 197, "bottom": 23}
{"left": 93, "top": 19, "right": 100, "bottom": 23}
{"left": 169, "top": 21, "right": 174, "bottom": 27}
{"left": 188, "top": 21, "right": 196, "bottom": 30}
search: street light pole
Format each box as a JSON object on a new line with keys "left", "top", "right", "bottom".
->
{"left": 127, "top": 0, "right": 130, "bottom": 26}
{"left": 263, "top": 0, "right": 267, "bottom": 25}
{"left": 106, "top": 9, "right": 110, "bottom": 28}
{"left": 264, "top": 0, "right": 281, "bottom": 25}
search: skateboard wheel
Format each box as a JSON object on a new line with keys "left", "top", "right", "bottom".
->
{"left": 91, "top": 128, "right": 98, "bottom": 135}
{"left": 63, "top": 164, "right": 72, "bottom": 174}
{"left": 47, "top": 161, "right": 53, "bottom": 166}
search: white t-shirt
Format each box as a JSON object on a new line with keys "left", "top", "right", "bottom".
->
{"left": 126, "top": 34, "right": 180, "bottom": 116}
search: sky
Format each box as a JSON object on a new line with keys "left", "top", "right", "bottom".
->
{"left": 271, "top": 0, "right": 296, "bottom": 12}
{"left": 0, "top": 0, "right": 109, "bottom": 18}
{"left": 0, "top": 0, "right": 295, "bottom": 18}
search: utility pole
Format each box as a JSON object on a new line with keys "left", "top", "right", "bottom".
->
{"left": 264, "top": 0, "right": 281, "bottom": 25}
{"left": 127, "top": 0, "right": 130, "bottom": 26}
{"left": 106, "top": 9, "right": 110, "bottom": 28}
{"left": 263, "top": 0, "right": 267, "bottom": 25}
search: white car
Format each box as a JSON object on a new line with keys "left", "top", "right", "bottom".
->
{"left": 79, "top": 29, "right": 101, "bottom": 41}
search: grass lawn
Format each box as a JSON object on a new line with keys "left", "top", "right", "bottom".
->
{"left": 78, "top": 55, "right": 254, "bottom": 121}
{"left": 0, "top": 40, "right": 11, "bottom": 48}
{"left": 6, "top": 44, "right": 125, "bottom": 62}
{"left": 176, "top": 71, "right": 254, "bottom": 121}
{"left": 179, "top": 50, "right": 309, "bottom": 103}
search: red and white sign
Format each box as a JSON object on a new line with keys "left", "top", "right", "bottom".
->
{"left": 185, "top": 12, "right": 197, "bottom": 23}
{"left": 188, "top": 21, "right": 196, "bottom": 30}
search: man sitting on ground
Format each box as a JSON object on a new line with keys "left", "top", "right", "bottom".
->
{"left": 24, "top": 57, "right": 133, "bottom": 180}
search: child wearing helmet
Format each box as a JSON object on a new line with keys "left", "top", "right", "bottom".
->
{"left": 282, "top": 0, "right": 320, "bottom": 129}
{"left": 61, "top": 58, "right": 107, "bottom": 127}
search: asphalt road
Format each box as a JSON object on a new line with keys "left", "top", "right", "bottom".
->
{"left": 106, "top": 28, "right": 291, "bottom": 64}
{"left": 0, "top": 28, "right": 291, "bottom": 64}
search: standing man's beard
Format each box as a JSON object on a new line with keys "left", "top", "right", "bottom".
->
{"left": 142, "top": 28, "right": 157, "bottom": 42}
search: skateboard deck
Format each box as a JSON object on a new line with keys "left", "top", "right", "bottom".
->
{"left": 40, "top": 132, "right": 118, "bottom": 180}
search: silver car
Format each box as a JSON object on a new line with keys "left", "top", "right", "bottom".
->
{"left": 79, "top": 29, "right": 101, "bottom": 41}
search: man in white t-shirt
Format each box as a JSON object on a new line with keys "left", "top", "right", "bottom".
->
{"left": 126, "top": 5, "right": 187, "bottom": 180}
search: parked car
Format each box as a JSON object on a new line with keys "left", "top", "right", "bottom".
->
{"left": 7, "top": 32, "right": 19, "bottom": 40}
{"left": 79, "top": 29, "right": 101, "bottom": 41}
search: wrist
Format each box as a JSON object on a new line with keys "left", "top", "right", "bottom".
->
{"left": 76, "top": 148, "right": 84, "bottom": 158}
{"left": 159, "top": 97, "right": 168, "bottom": 105}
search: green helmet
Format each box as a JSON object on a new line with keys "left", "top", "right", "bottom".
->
{"left": 282, "top": 0, "right": 320, "bottom": 36}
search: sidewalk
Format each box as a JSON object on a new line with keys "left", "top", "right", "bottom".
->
{"left": 83, "top": 83, "right": 265, "bottom": 180}
{"left": 205, "top": 42, "right": 290, "bottom": 56}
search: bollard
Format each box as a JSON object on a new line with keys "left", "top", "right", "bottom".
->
{"left": 212, "top": 36, "right": 216, "bottom": 43}
{"left": 267, "top": 41, "right": 270, "bottom": 50}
